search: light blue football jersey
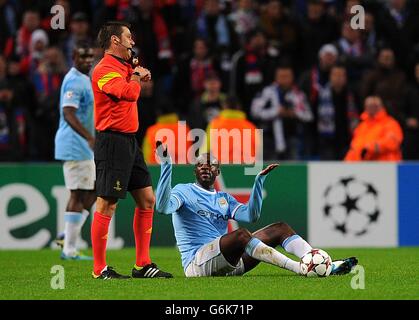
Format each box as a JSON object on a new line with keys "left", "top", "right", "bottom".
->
{"left": 156, "top": 160, "right": 266, "bottom": 271}
{"left": 54, "top": 67, "right": 94, "bottom": 161}
{"left": 170, "top": 183, "right": 241, "bottom": 270}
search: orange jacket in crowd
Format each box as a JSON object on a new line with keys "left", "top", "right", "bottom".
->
{"left": 344, "top": 109, "right": 403, "bottom": 161}
{"left": 202, "top": 109, "right": 260, "bottom": 164}
{"left": 142, "top": 113, "right": 192, "bottom": 164}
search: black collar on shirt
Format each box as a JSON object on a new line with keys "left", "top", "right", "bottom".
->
{"left": 109, "top": 54, "right": 130, "bottom": 67}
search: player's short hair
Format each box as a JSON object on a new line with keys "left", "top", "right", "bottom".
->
{"left": 74, "top": 39, "right": 92, "bottom": 51}
{"left": 73, "top": 40, "right": 93, "bottom": 59}
{"left": 97, "top": 21, "right": 131, "bottom": 49}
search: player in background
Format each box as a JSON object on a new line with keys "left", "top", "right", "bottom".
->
{"left": 54, "top": 41, "right": 96, "bottom": 260}
{"left": 155, "top": 142, "right": 358, "bottom": 277}
{"left": 90, "top": 21, "right": 172, "bottom": 279}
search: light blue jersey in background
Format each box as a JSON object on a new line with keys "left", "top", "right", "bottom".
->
{"left": 55, "top": 67, "right": 94, "bottom": 161}
{"left": 156, "top": 159, "right": 266, "bottom": 271}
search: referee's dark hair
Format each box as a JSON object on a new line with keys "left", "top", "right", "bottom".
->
{"left": 97, "top": 21, "right": 131, "bottom": 50}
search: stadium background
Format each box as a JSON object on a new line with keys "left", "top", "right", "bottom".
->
{"left": 0, "top": 0, "right": 418, "bottom": 301}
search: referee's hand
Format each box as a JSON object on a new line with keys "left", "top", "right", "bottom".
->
{"left": 133, "top": 66, "right": 151, "bottom": 82}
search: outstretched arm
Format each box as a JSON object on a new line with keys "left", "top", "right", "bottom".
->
{"left": 232, "top": 164, "right": 279, "bottom": 223}
{"left": 155, "top": 142, "right": 183, "bottom": 214}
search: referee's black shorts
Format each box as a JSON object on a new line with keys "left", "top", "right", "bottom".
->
{"left": 94, "top": 130, "right": 152, "bottom": 199}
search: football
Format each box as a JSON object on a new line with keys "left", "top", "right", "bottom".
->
{"left": 300, "top": 249, "right": 332, "bottom": 277}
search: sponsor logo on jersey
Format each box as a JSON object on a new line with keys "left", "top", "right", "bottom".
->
{"left": 197, "top": 210, "right": 229, "bottom": 221}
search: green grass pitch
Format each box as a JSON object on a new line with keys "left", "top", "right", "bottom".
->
{"left": 1, "top": 247, "right": 418, "bottom": 300}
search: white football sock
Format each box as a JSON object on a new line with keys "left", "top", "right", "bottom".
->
{"left": 282, "top": 235, "right": 312, "bottom": 259}
{"left": 59, "top": 210, "right": 89, "bottom": 237}
{"left": 63, "top": 212, "right": 83, "bottom": 256}
{"left": 245, "top": 238, "right": 300, "bottom": 274}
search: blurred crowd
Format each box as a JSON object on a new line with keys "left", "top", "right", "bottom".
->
{"left": 0, "top": 0, "right": 419, "bottom": 162}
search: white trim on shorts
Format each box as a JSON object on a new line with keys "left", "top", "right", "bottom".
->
{"left": 184, "top": 236, "right": 245, "bottom": 277}
{"left": 63, "top": 159, "right": 95, "bottom": 190}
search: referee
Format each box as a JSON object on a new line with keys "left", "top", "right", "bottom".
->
{"left": 91, "top": 21, "right": 172, "bottom": 279}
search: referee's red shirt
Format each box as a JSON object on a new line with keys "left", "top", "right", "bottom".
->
{"left": 92, "top": 53, "right": 141, "bottom": 133}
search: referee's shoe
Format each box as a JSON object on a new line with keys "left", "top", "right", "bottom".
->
{"left": 132, "top": 263, "right": 173, "bottom": 278}
{"left": 92, "top": 266, "right": 131, "bottom": 280}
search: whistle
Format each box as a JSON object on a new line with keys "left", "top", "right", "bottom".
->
{"left": 131, "top": 56, "right": 139, "bottom": 67}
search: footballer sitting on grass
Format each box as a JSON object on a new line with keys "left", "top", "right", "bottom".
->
{"left": 155, "top": 142, "right": 358, "bottom": 277}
